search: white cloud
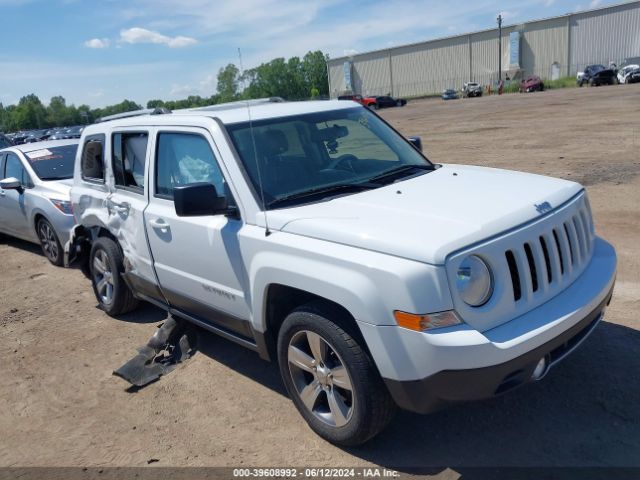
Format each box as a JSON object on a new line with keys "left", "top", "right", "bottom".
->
{"left": 84, "top": 38, "right": 110, "bottom": 49}
{"left": 589, "top": 0, "right": 603, "bottom": 8}
{"left": 120, "top": 27, "right": 197, "bottom": 48}
{"left": 499, "top": 10, "right": 519, "bottom": 21}
{"left": 543, "top": 0, "right": 555, "bottom": 6}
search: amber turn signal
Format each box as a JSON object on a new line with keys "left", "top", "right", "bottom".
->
{"left": 393, "top": 310, "right": 462, "bottom": 331}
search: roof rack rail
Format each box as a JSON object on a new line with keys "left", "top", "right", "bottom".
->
{"left": 182, "top": 97, "right": 285, "bottom": 113}
{"left": 96, "top": 107, "right": 172, "bottom": 123}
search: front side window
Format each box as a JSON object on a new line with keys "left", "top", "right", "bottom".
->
{"left": 81, "top": 135, "right": 105, "bottom": 181}
{"left": 155, "top": 132, "right": 227, "bottom": 200}
{"left": 113, "top": 132, "right": 148, "bottom": 191}
{"left": 226, "top": 107, "right": 432, "bottom": 208}
{"left": 4, "top": 153, "right": 30, "bottom": 186}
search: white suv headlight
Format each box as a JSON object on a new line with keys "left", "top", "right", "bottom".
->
{"left": 456, "top": 255, "right": 493, "bottom": 307}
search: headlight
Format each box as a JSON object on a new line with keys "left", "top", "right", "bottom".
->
{"left": 49, "top": 198, "right": 73, "bottom": 215}
{"left": 456, "top": 255, "right": 493, "bottom": 306}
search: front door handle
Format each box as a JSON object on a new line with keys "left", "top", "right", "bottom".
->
{"left": 148, "top": 218, "right": 170, "bottom": 230}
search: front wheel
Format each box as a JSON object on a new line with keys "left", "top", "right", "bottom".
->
{"left": 277, "top": 302, "right": 396, "bottom": 446}
{"left": 89, "top": 237, "right": 139, "bottom": 316}
{"left": 37, "top": 218, "right": 63, "bottom": 266}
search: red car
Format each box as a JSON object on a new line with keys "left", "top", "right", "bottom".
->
{"left": 520, "top": 75, "right": 544, "bottom": 93}
{"left": 337, "top": 94, "right": 378, "bottom": 108}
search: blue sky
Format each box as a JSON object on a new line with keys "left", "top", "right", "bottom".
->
{"left": 0, "top": 0, "right": 623, "bottom": 107}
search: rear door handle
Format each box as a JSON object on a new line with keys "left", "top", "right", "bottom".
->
{"left": 148, "top": 218, "right": 170, "bottom": 230}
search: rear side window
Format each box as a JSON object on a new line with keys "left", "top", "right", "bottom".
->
{"left": 81, "top": 134, "right": 105, "bottom": 182}
{"left": 155, "top": 132, "right": 226, "bottom": 200}
{"left": 112, "top": 132, "right": 148, "bottom": 192}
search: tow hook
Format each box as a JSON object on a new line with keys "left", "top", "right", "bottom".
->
{"left": 113, "top": 316, "right": 198, "bottom": 387}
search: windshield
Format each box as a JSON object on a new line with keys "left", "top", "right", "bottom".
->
{"left": 24, "top": 144, "right": 78, "bottom": 180}
{"left": 226, "top": 107, "right": 433, "bottom": 208}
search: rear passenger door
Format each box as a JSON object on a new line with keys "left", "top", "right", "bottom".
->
{"left": 106, "top": 128, "right": 160, "bottom": 299}
{"left": 144, "top": 128, "right": 252, "bottom": 338}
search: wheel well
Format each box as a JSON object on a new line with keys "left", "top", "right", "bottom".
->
{"left": 33, "top": 213, "right": 46, "bottom": 233}
{"left": 263, "top": 284, "right": 366, "bottom": 361}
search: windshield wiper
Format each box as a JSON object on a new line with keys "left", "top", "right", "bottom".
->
{"left": 267, "top": 182, "right": 379, "bottom": 209}
{"left": 368, "top": 164, "right": 434, "bottom": 184}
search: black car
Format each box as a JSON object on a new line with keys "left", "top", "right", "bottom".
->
{"left": 578, "top": 64, "right": 616, "bottom": 87}
{"left": 0, "top": 133, "right": 13, "bottom": 148}
{"left": 374, "top": 95, "right": 407, "bottom": 108}
{"left": 628, "top": 68, "right": 640, "bottom": 84}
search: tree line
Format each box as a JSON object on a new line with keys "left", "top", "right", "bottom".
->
{"left": 1, "top": 50, "right": 329, "bottom": 133}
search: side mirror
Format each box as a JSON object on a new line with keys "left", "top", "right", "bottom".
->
{"left": 407, "top": 136, "right": 422, "bottom": 152}
{"left": 174, "top": 182, "right": 232, "bottom": 217}
{"left": 0, "top": 177, "right": 24, "bottom": 193}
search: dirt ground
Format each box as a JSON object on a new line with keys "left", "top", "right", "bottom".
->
{"left": 1, "top": 85, "right": 639, "bottom": 474}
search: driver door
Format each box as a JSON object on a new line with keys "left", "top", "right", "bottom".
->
{"left": 0, "top": 152, "right": 33, "bottom": 238}
{"left": 144, "top": 128, "right": 252, "bottom": 338}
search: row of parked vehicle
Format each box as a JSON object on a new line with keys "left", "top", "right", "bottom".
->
{"left": 5, "top": 125, "right": 85, "bottom": 146}
{"left": 0, "top": 98, "right": 617, "bottom": 447}
{"left": 577, "top": 58, "right": 640, "bottom": 86}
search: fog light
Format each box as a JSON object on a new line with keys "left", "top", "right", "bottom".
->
{"left": 531, "top": 357, "right": 548, "bottom": 381}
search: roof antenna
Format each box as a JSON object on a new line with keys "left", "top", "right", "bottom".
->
{"left": 238, "top": 47, "right": 271, "bottom": 236}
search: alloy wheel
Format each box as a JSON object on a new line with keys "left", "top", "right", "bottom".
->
{"left": 38, "top": 221, "right": 58, "bottom": 262}
{"left": 287, "top": 330, "right": 355, "bottom": 427}
{"left": 93, "top": 249, "right": 114, "bottom": 305}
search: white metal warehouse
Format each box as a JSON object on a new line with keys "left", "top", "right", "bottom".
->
{"left": 327, "top": 0, "right": 640, "bottom": 98}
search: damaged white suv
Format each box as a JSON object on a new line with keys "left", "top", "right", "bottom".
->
{"left": 67, "top": 99, "right": 616, "bottom": 446}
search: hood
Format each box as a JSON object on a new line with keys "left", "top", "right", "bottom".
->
{"left": 264, "top": 164, "right": 582, "bottom": 265}
{"left": 40, "top": 178, "right": 72, "bottom": 198}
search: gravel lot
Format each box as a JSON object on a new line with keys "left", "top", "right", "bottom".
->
{"left": 1, "top": 85, "right": 639, "bottom": 474}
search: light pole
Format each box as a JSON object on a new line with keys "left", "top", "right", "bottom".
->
{"left": 497, "top": 14, "right": 503, "bottom": 84}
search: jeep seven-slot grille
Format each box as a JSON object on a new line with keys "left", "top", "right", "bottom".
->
{"left": 504, "top": 212, "right": 593, "bottom": 302}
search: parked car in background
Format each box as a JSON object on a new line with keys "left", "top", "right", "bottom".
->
{"left": 337, "top": 94, "right": 378, "bottom": 109}
{"left": 10, "top": 131, "right": 31, "bottom": 145}
{"left": 462, "top": 82, "right": 483, "bottom": 98}
{"left": 24, "top": 129, "right": 51, "bottom": 143}
{"left": 62, "top": 125, "right": 84, "bottom": 139}
{"left": 578, "top": 65, "right": 616, "bottom": 86}
{"left": 373, "top": 95, "right": 407, "bottom": 108}
{"left": 0, "top": 133, "right": 13, "bottom": 149}
{"left": 520, "top": 75, "right": 545, "bottom": 92}
{"left": 627, "top": 68, "right": 640, "bottom": 84}
{"left": 442, "top": 89, "right": 459, "bottom": 100}
{"left": 0, "top": 139, "right": 79, "bottom": 265}
{"left": 617, "top": 64, "right": 639, "bottom": 84}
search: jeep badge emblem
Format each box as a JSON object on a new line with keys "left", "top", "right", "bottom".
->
{"left": 535, "top": 201, "right": 552, "bottom": 214}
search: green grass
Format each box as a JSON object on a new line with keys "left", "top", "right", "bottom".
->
{"left": 544, "top": 76, "right": 579, "bottom": 90}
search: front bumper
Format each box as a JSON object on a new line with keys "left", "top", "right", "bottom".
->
{"left": 384, "top": 285, "right": 612, "bottom": 413}
{"left": 357, "top": 237, "right": 616, "bottom": 414}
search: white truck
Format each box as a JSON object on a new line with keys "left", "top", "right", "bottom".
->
{"left": 66, "top": 99, "right": 616, "bottom": 446}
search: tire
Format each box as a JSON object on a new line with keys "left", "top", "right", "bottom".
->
{"left": 36, "top": 217, "right": 63, "bottom": 266}
{"left": 277, "top": 301, "right": 396, "bottom": 446}
{"left": 578, "top": 80, "right": 584, "bottom": 87}
{"left": 373, "top": 103, "right": 379, "bottom": 110}
{"left": 89, "top": 237, "right": 139, "bottom": 316}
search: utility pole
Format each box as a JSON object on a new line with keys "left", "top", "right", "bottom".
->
{"left": 497, "top": 14, "right": 503, "bottom": 83}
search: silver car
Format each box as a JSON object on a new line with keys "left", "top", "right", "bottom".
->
{"left": 0, "top": 139, "right": 79, "bottom": 265}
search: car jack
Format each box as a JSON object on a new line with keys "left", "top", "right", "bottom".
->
{"left": 113, "top": 316, "right": 197, "bottom": 387}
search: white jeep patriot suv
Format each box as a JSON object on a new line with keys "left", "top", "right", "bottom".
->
{"left": 66, "top": 99, "right": 616, "bottom": 445}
